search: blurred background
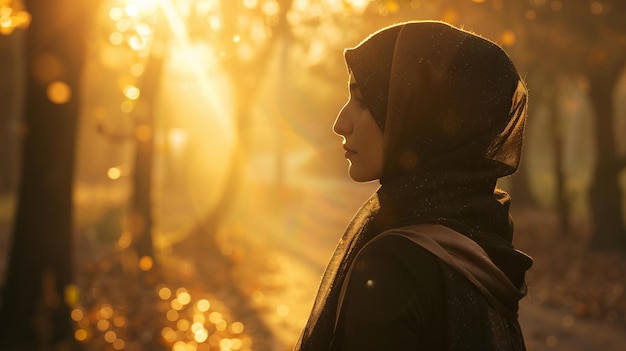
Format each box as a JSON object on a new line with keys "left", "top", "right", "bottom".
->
{"left": 0, "top": 0, "right": 625, "bottom": 350}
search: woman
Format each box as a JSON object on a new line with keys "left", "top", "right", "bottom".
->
{"left": 295, "top": 21, "right": 533, "bottom": 350}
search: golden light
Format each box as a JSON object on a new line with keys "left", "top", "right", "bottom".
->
{"left": 550, "top": 0, "right": 562, "bottom": 11}
{"left": 117, "top": 230, "right": 132, "bottom": 248}
{"left": 97, "top": 319, "right": 111, "bottom": 332}
{"left": 162, "top": 327, "right": 177, "bottom": 342}
{"left": 121, "top": 100, "right": 134, "bottom": 113}
{"left": 126, "top": 3, "right": 139, "bottom": 17}
{"left": 32, "top": 52, "right": 63, "bottom": 83}
{"left": 215, "top": 320, "right": 227, "bottom": 331}
{"left": 177, "top": 318, "right": 190, "bottom": 331}
{"left": 590, "top": 1, "right": 603, "bottom": 15}
{"left": 230, "top": 321, "right": 244, "bottom": 334}
{"left": 109, "top": 32, "right": 124, "bottom": 45}
{"left": 500, "top": 30, "right": 516, "bottom": 47}
{"left": 159, "top": 286, "right": 173, "bottom": 300}
{"left": 123, "top": 85, "right": 141, "bottom": 100}
{"left": 171, "top": 298, "right": 184, "bottom": 310}
{"left": 346, "top": 0, "right": 371, "bottom": 13}
{"left": 135, "top": 124, "right": 152, "bottom": 142}
{"left": 129, "top": 34, "right": 147, "bottom": 51}
{"left": 109, "top": 6, "right": 123, "bottom": 21}
{"left": 233, "top": 34, "right": 241, "bottom": 43}
{"left": 0, "top": 0, "right": 31, "bottom": 36}
{"left": 136, "top": 22, "right": 152, "bottom": 36}
{"left": 139, "top": 255, "right": 154, "bottom": 271}
{"left": 113, "top": 315, "right": 126, "bottom": 327}
{"left": 173, "top": 341, "right": 187, "bottom": 351}
{"left": 113, "top": 339, "right": 125, "bottom": 350}
{"left": 168, "top": 128, "right": 188, "bottom": 153}
{"left": 193, "top": 313, "right": 206, "bottom": 323}
{"left": 108, "top": 167, "right": 122, "bottom": 180}
{"left": 104, "top": 330, "right": 117, "bottom": 343}
{"left": 65, "top": 284, "right": 81, "bottom": 307}
{"left": 525, "top": 9, "right": 537, "bottom": 20}
{"left": 46, "top": 81, "right": 72, "bottom": 104}
{"left": 194, "top": 328, "right": 209, "bottom": 343}
{"left": 243, "top": 0, "right": 259, "bottom": 9}
{"left": 472, "top": 0, "right": 486, "bottom": 3}
{"left": 130, "top": 63, "right": 145, "bottom": 76}
{"left": 116, "top": 18, "right": 131, "bottom": 32}
{"left": 74, "top": 329, "right": 89, "bottom": 342}
{"left": 99, "top": 304, "right": 114, "bottom": 319}
{"left": 219, "top": 339, "right": 233, "bottom": 350}
{"left": 71, "top": 308, "right": 84, "bottom": 322}
{"left": 209, "top": 15, "right": 221, "bottom": 30}
{"left": 196, "top": 299, "right": 210, "bottom": 312}
{"left": 166, "top": 309, "right": 179, "bottom": 321}
{"left": 208, "top": 312, "right": 222, "bottom": 324}
{"left": 177, "top": 291, "right": 191, "bottom": 305}
{"left": 231, "top": 338, "right": 243, "bottom": 349}
{"left": 442, "top": 8, "right": 459, "bottom": 24}
{"left": 277, "top": 304, "right": 289, "bottom": 317}
{"left": 191, "top": 322, "right": 204, "bottom": 333}
{"left": 159, "top": 0, "right": 236, "bottom": 140}
{"left": 261, "top": 0, "right": 280, "bottom": 16}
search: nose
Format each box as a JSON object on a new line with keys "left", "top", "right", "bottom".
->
{"left": 333, "top": 102, "right": 352, "bottom": 136}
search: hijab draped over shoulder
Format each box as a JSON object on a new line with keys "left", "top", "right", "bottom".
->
{"left": 296, "top": 21, "right": 532, "bottom": 350}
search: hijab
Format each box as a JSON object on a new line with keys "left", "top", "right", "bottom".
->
{"left": 296, "top": 21, "right": 532, "bottom": 350}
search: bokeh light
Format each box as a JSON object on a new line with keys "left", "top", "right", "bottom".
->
{"left": 139, "top": 255, "right": 154, "bottom": 271}
{"left": 46, "top": 81, "right": 72, "bottom": 104}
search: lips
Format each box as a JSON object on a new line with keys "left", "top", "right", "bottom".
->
{"left": 343, "top": 145, "right": 356, "bottom": 158}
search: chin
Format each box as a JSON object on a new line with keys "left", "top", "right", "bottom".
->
{"left": 348, "top": 169, "right": 378, "bottom": 183}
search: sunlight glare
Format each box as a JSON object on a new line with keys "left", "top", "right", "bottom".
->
{"left": 158, "top": 0, "right": 236, "bottom": 148}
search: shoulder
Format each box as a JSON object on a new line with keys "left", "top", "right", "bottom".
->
{"left": 347, "top": 234, "right": 445, "bottom": 307}
{"left": 354, "top": 233, "right": 442, "bottom": 279}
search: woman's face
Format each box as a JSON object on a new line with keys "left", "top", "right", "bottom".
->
{"left": 333, "top": 73, "right": 384, "bottom": 182}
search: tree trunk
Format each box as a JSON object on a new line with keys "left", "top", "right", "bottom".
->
{"left": 0, "top": 0, "right": 93, "bottom": 348}
{"left": 587, "top": 61, "right": 626, "bottom": 251}
{"left": 129, "top": 27, "right": 167, "bottom": 263}
{"left": 549, "top": 80, "right": 570, "bottom": 236}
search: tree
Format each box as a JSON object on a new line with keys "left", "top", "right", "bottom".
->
{"left": 0, "top": 0, "right": 97, "bottom": 349}
{"left": 526, "top": 0, "right": 626, "bottom": 249}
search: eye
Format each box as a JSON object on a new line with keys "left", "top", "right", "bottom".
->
{"left": 354, "top": 96, "right": 368, "bottom": 110}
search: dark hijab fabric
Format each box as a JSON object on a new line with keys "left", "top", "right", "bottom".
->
{"left": 296, "top": 21, "right": 532, "bottom": 350}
